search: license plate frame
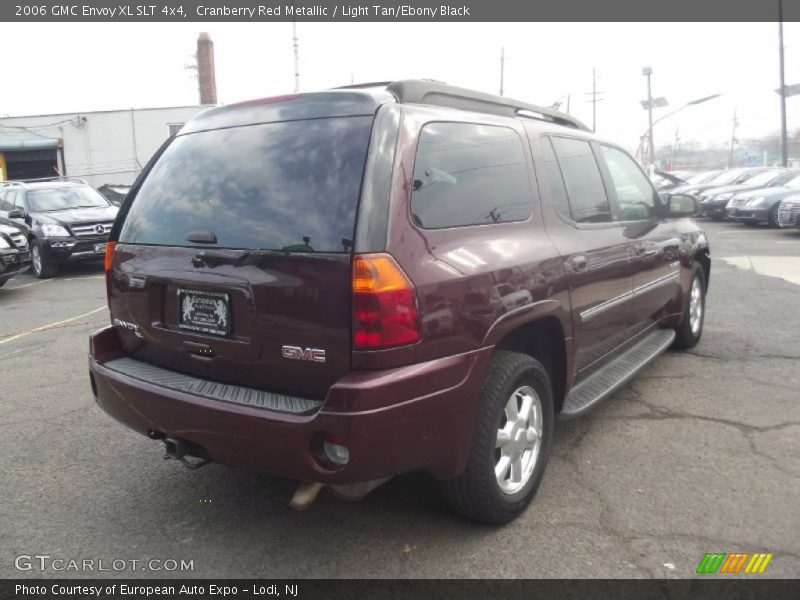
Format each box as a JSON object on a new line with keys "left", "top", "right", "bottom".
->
{"left": 177, "top": 288, "right": 231, "bottom": 336}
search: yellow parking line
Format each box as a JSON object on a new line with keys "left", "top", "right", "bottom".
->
{"left": 0, "top": 306, "right": 107, "bottom": 346}
{"left": 4, "top": 274, "right": 103, "bottom": 290}
{"left": 5, "top": 279, "right": 52, "bottom": 289}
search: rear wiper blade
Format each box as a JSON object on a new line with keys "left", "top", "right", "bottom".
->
{"left": 191, "top": 249, "right": 249, "bottom": 268}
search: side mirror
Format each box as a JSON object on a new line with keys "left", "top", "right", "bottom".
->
{"left": 664, "top": 194, "right": 699, "bottom": 218}
{"left": 7, "top": 209, "right": 24, "bottom": 219}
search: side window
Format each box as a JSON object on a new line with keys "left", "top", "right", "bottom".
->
{"left": 0, "top": 191, "right": 8, "bottom": 212}
{"left": 410, "top": 122, "right": 531, "bottom": 229}
{"left": 13, "top": 191, "right": 26, "bottom": 211}
{"left": 550, "top": 137, "right": 613, "bottom": 224}
{"left": 540, "top": 136, "right": 571, "bottom": 220}
{"left": 600, "top": 145, "right": 659, "bottom": 221}
{"left": 4, "top": 190, "right": 18, "bottom": 212}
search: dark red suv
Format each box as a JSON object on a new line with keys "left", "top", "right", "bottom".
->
{"left": 89, "top": 80, "right": 710, "bottom": 524}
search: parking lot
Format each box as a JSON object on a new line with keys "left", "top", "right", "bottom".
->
{"left": 1, "top": 220, "right": 798, "bottom": 579}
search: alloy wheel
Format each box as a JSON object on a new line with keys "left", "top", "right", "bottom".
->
{"left": 31, "top": 244, "right": 42, "bottom": 277}
{"left": 689, "top": 276, "right": 703, "bottom": 336}
{"left": 495, "top": 385, "right": 542, "bottom": 495}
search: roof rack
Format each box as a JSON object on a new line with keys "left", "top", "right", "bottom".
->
{"left": 385, "top": 80, "right": 590, "bottom": 131}
{"left": 0, "top": 176, "right": 88, "bottom": 186}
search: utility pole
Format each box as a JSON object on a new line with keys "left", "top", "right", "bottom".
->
{"left": 585, "top": 67, "right": 604, "bottom": 132}
{"left": 292, "top": 7, "right": 300, "bottom": 93}
{"left": 499, "top": 46, "right": 505, "bottom": 96}
{"left": 778, "top": 0, "right": 788, "bottom": 167}
{"left": 643, "top": 67, "right": 655, "bottom": 168}
{"left": 728, "top": 108, "right": 739, "bottom": 168}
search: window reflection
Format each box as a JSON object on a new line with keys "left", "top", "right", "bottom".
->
{"left": 120, "top": 116, "right": 373, "bottom": 252}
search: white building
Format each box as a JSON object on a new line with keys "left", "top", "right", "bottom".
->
{"left": 0, "top": 105, "right": 209, "bottom": 187}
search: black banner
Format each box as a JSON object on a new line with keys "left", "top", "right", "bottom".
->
{"left": 3, "top": 0, "right": 800, "bottom": 22}
{"left": 3, "top": 580, "right": 800, "bottom": 600}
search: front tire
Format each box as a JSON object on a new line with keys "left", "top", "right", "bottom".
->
{"left": 768, "top": 204, "right": 780, "bottom": 228}
{"left": 30, "top": 239, "right": 58, "bottom": 279}
{"left": 439, "top": 351, "right": 554, "bottom": 524}
{"left": 673, "top": 262, "right": 706, "bottom": 349}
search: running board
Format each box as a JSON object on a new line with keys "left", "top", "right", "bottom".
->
{"left": 560, "top": 328, "right": 675, "bottom": 418}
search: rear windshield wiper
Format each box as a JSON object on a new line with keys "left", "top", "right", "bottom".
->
{"left": 191, "top": 248, "right": 338, "bottom": 268}
{"left": 191, "top": 249, "right": 249, "bottom": 267}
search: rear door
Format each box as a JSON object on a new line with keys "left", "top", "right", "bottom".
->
{"left": 111, "top": 115, "right": 375, "bottom": 400}
{"left": 537, "top": 134, "right": 636, "bottom": 374}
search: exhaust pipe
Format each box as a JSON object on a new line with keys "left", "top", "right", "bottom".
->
{"left": 289, "top": 482, "right": 325, "bottom": 511}
{"left": 289, "top": 477, "right": 392, "bottom": 511}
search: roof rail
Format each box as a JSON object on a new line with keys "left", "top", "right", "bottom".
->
{"left": 333, "top": 81, "right": 395, "bottom": 90}
{"left": 0, "top": 176, "right": 88, "bottom": 186}
{"left": 385, "top": 80, "right": 590, "bottom": 131}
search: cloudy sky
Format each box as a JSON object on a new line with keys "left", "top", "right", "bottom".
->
{"left": 2, "top": 22, "right": 799, "bottom": 153}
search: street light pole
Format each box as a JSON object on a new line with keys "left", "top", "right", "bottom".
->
{"left": 500, "top": 46, "right": 505, "bottom": 96}
{"left": 778, "top": 0, "right": 788, "bottom": 167}
{"left": 644, "top": 67, "right": 654, "bottom": 168}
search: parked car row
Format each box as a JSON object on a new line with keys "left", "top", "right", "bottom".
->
{"left": 0, "top": 177, "right": 120, "bottom": 284}
{"left": 652, "top": 166, "right": 800, "bottom": 229}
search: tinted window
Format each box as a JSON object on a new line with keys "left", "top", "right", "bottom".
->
{"left": 551, "top": 137, "right": 612, "bottom": 223}
{"left": 540, "top": 137, "right": 571, "bottom": 220}
{"left": 0, "top": 191, "right": 11, "bottom": 212}
{"left": 410, "top": 122, "right": 531, "bottom": 229}
{"left": 600, "top": 145, "right": 658, "bottom": 221}
{"left": 119, "top": 116, "right": 373, "bottom": 252}
{"left": 27, "top": 186, "right": 108, "bottom": 212}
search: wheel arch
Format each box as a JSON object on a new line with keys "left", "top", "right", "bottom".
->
{"left": 695, "top": 247, "right": 711, "bottom": 290}
{"left": 491, "top": 316, "right": 568, "bottom": 414}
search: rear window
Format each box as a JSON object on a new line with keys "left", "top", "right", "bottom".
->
{"left": 119, "top": 116, "right": 373, "bottom": 252}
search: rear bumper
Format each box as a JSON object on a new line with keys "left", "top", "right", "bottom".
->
{"left": 0, "top": 249, "right": 30, "bottom": 281}
{"left": 89, "top": 326, "right": 492, "bottom": 484}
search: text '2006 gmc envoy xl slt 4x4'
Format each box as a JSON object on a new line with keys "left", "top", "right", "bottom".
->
{"left": 89, "top": 80, "right": 710, "bottom": 524}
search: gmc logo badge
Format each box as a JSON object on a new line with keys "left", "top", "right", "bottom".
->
{"left": 281, "top": 345, "right": 326, "bottom": 363}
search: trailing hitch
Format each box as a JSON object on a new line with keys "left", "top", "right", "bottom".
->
{"left": 160, "top": 435, "right": 212, "bottom": 470}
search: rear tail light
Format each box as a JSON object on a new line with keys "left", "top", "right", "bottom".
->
{"left": 352, "top": 253, "right": 419, "bottom": 350}
{"left": 104, "top": 241, "right": 116, "bottom": 300}
{"left": 104, "top": 241, "right": 116, "bottom": 272}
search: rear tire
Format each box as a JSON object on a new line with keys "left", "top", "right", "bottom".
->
{"left": 439, "top": 351, "right": 554, "bottom": 525}
{"left": 31, "top": 239, "right": 57, "bottom": 279}
{"left": 672, "top": 262, "right": 706, "bottom": 350}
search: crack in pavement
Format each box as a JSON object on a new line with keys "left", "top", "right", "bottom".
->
{"left": 614, "top": 384, "right": 800, "bottom": 480}
{"left": 684, "top": 350, "right": 800, "bottom": 361}
{"left": 558, "top": 431, "right": 800, "bottom": 576}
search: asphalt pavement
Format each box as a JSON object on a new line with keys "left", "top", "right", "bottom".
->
{"left": 1, "top": 221, "right": 798, "bottom": 579}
